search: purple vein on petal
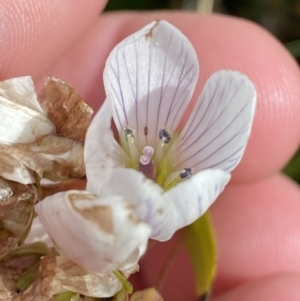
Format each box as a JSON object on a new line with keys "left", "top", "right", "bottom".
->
{"left": 177, "top": 78, "right": 241, "bottom": 156}
{"left": 205, "top": 76, "right": 233, "bottom": 129}
{"left": 186, "top": 75, "right": 229, "bottom": 143}
{"left": 164, "top": 44, "right": 190, "bottom": 125}
{"left": 169, "top": 66, "right": 196, "bottom": 130}
{"left": 202, "top": 143, "right": 245, "bottom": 170}
{"left": 134, "top": 39, "right": 140, "bottom": 137}
{"left": 155, "top": 31, "right": 174, "bottom": 136}
{"left": 163, "top": 40, "right": 185, "bottom": 125}
{"left": 146, "top": 39, "right": 152, "bottom": 145}
{"left": 161, "top": 39, "right": 185, "bottom": 100}
{"left": 115, "top": 49, "right": 129, "bottom": 126}
{"left": 177, "top": 76, "right": 221, "bottom": 148}
{"left": 109, "top": 81, "right": 122, "bottom": 129}
{"left": 121, "top": 40, "right": 137, "bottom": 106}
{"left": 175, "top": 102, "right": 250, "bottom": 169}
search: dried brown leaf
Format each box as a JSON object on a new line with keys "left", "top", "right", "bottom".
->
{"left": 0, "top": 251, "right": 41, "bottom": 300}
{"left": 6, "top": 252, "right": 121, "bottom": 301}
{"left": 0, "top": 151, "right": 34, "bottom": 185}
{"left": 0, "top": 180, "right": 37, "bottom": 259}
{"left": 0, "top": 135, "right": 85, "bottom": 183}
{"left": 39, "top": 76, "right": 93, "bottom": 142}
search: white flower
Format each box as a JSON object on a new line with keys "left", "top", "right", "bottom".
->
{"left": 84, "top": 20, "right": 256, "bottom": 241}
{"left": 35, "top": 20, "right": 256, "bottom": 295}
{"left": 34, "top": 193, "right": 151, "bottom": 297}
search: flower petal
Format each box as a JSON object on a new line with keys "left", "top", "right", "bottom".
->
{"left": 165, "top": 169, "right": 230, "bottom": 231}
{"left": 100, "top": 168, "right": 177, "bottom": 241}
{"left": 38, "top": 76, "right": 94, "bottom": 142}
{"left": 171, "top": 70, "right": 256, "bottom": 173}
{"left": 0, "top": 181, "right": 37, "bottom": 259}
{"left": 24, "top": 217, "right": 53, "bottom": 247}
{"left": 0, "top": 150, "right": 34, "bottom": 184}
{"left": 17, "top": 253, "right": 122, "bottom": 299}
{"left": 104, "top": 20, "right": 199, "bottom": 149}
{"left": 0, "top": 96, "right": 54, "bottom": 144}
{"left": 84, "top": 98, "right": 129, "bottom": 196}
{"left": 0, "top": 135, "right": 85, "bottom": 184}
{"left": 0, "top": 76, "right": 43, "bottom": 113}
{"left": 35, "top": 190, "right": 151, "bottom": 274}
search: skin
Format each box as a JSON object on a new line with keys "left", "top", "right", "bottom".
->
{"left": 1, "top": 0, "right": 300, "bottom": 300}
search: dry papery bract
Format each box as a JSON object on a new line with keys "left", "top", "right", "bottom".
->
{"left": 0, "top": 76, "right": 96, "bottom": 300}
{"left": 0, "top": 76, "right": 93, "bottom": 185}
{"left": 0, "top": 75, "right": 94, "bottom": 256}
{"left": 0, "top": 250, "right": 120, "bottom": 301}
{"left": 39, "top": 76, "right": 93, "bottom": 142}
{"left": 0, "top": 179, "right": 37, "bottom": 259}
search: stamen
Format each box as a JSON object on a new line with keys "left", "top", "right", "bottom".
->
{"left": 164, "top": 167, "right": 193, "bottom": 187}
{"left": 139, "top": 146, "right": 156, "bottom": 181}
{"left": 159, "top": 129, "right": 171, "bottom": 144}
{"left": 123, "top": 127, "right": 140, "bottom": 167}
{"left": 180, "top": 167, "right": 193, "bottom": 179}
{"left": 154, "top": 129, "right": 172, "bottom": 162}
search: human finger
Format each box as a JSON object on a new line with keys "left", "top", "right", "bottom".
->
{"left": 0, "top": 0, "right": 107, "bottom": 80}
{"left": 212, "top": 272, "right": 300, "bottom": 301}
{"left": 132, "top": 174, "right": 300, "bottom": 300}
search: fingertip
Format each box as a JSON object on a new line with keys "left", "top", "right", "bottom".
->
{"left": 0, "top": 0, "right": 107, "bottom": 79}
{"left": 211, "top": 173, "right": 300, "bottom": 294}
{"left": 212, "top": 272, "right": 300, "bottom": 301}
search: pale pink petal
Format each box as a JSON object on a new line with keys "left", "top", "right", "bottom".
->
{"left": 84, "top": 98, "right": 130, "bottom": 196}
{"left": 100, "top": 168, "right": 177, "bottom": 241}
{"left": 165, "top": 169, "right": 230, "bottom": 231}
{"left": 170, "top": 71, "right": 256, "bottom": 173}
{"left": 0, "top": 76, "right": 43, "bottom": 113}
{"left": 25, "top": 216, "right": 53, "bottom": 247}
{"left": 104, "top": 20, "right": 199, "bottom": 149}
{"left": 35, "top": 190, "right": 151, "bottom": 274}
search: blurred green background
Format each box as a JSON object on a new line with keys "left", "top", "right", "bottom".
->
{"left": 104, "top": 0, "right": 300, "bottom": 183}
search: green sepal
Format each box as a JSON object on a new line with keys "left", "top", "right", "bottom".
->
{"left": 112, "top": 286, "right": 128, "bottom": 301}
{"left": 113, "top": 271, "right": 133, "bottom": 294}
{"left": 2, "top": 241, "right": 49, "bottom": 261}
{"left": 183, "top": 211, "right": 217, "bottom": 299}
{"left": 15, "top": 261, "right": 40, "bottom": 293}
{"left": 53, "top": 291, "right": 78, "bottom": 301}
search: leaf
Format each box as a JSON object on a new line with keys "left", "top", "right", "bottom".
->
{"left": 183, "top": 212, "right": 217, "bottom": 300}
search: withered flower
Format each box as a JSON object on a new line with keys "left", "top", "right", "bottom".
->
{"left": 0, "top": 76, "right": 93, "bottom": 184}
{"left": 0, "top": 76, "right": 94, "bottom": 300}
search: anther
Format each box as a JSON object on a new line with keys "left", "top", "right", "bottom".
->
{"left": 180, "top": 167, "right": 193, "bottom": 179}
{"left": 122, "top": 126, "right": 139, "bottom": 167}
{"left": 159, "top": 129, "right": 171, "bottom": 144}
{"left": 124, "top": 127, "right": 135, "bottom": 141}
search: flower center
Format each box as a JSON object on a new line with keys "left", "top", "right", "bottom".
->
{"left": 121, "top": 126, "right": 192, "bottom": 188}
